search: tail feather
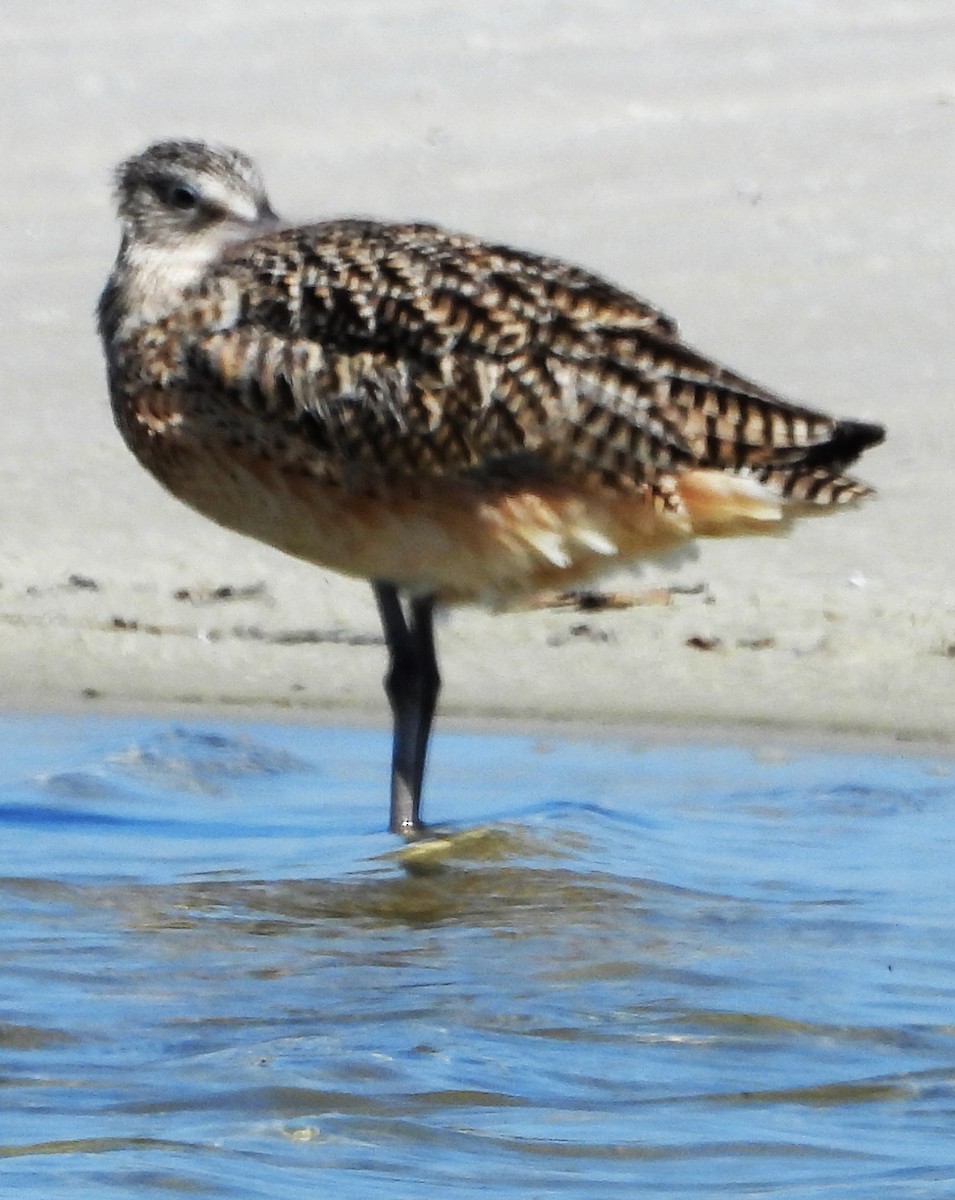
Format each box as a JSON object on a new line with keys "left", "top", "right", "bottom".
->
{"left": 800, "top": 418, "right": 885, "bottom": 471}
{"left": 754, "top": 416, "right": 885, "bottom": 506}
{"left": 753, "top": 463, "right": 876, "bottom": 505}
{"left": 675, "top": 410, "right": 885, "bottom": 531}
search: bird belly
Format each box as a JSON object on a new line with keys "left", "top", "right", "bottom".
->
{"left": 154, "top": 442, "right": 700, "bottom": 606}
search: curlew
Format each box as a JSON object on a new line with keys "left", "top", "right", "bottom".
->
{"left": 98, "top": 139, "right": 884, "bottom": 836}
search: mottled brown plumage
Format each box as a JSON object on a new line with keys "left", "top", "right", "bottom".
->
{"left": 98, "top": 139, "right": 884, "bottom": 834}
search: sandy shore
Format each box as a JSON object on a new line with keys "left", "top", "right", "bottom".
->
{"left": 3, "top": 3, "right": 954, "bottom": 741}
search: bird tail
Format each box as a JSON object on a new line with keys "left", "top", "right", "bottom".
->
{"left": 675, "top": 417, "right": 885, "bottom": 534}
{"left": 752, "top": 416, "right": 885, "bottom": 505}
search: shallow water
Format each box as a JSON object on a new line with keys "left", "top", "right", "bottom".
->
{"left": 0, "top": 714, "right": 953, "bottom": 1198}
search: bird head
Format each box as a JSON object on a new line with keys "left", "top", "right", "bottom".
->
{"left": 113, "top": 139, "right": 279, "bottom": 250}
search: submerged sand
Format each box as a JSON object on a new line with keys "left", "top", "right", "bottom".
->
{"left": 3, "top": 3, "right": 954, "bottom": 741}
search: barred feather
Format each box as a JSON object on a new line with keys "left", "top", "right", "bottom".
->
{"left": 98, "top": 139, "right": 884, "bottom": 604}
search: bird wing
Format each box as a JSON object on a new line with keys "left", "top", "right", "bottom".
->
{"left": 189, "top": 220, "right": 879, "bottom": 499}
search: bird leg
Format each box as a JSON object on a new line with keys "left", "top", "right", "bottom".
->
{"left": 373, "top": 582, "right": 440, "bottom": 836}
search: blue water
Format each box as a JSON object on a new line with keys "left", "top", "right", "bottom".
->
{"left": 0, "top": 714, "right": 953, "bottom": 1198}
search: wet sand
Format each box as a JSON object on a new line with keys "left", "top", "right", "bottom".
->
{"left": 3, "top": 3, "right": 953, "bottom": 739}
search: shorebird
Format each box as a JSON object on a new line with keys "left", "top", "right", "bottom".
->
{"left": 98, "top": 139, "right": 884, "bottom": 836}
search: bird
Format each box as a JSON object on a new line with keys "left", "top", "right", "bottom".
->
{"left": 98, "top": 139, "right": 884, "bottom": 837}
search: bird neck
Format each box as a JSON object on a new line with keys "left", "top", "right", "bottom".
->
{"left": 98, "top": 233, "right": 226, "bottom": 344}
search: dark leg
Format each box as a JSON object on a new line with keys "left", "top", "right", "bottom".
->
{"left": 373, "top": 582, "right": 440, "bottom": 836}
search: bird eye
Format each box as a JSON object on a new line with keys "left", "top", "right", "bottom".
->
{"left": 155, "top": 180, "right": 201, "bottom": 210}
{"left": 168, "top": 183, "right": 200, "bottom": 209}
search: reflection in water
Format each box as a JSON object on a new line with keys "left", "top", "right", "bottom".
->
{"left": 0, "top": 716, "right": 953, "bottom": 1198}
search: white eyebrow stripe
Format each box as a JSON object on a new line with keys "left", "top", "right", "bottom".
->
{"left": 196, "top": 175, "right": 262, "bottom": 222}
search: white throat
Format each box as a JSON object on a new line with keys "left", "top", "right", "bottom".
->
{"left": 114, "top": 222, "right": 256, "bottom": 339}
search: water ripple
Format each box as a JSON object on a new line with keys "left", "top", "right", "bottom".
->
{"left": 0, "top": 715, "right": 953, "bottom": 1197}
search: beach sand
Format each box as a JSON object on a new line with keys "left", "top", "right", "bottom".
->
{"left": 3, "top": 2, "right": 953, "bottom": 741}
